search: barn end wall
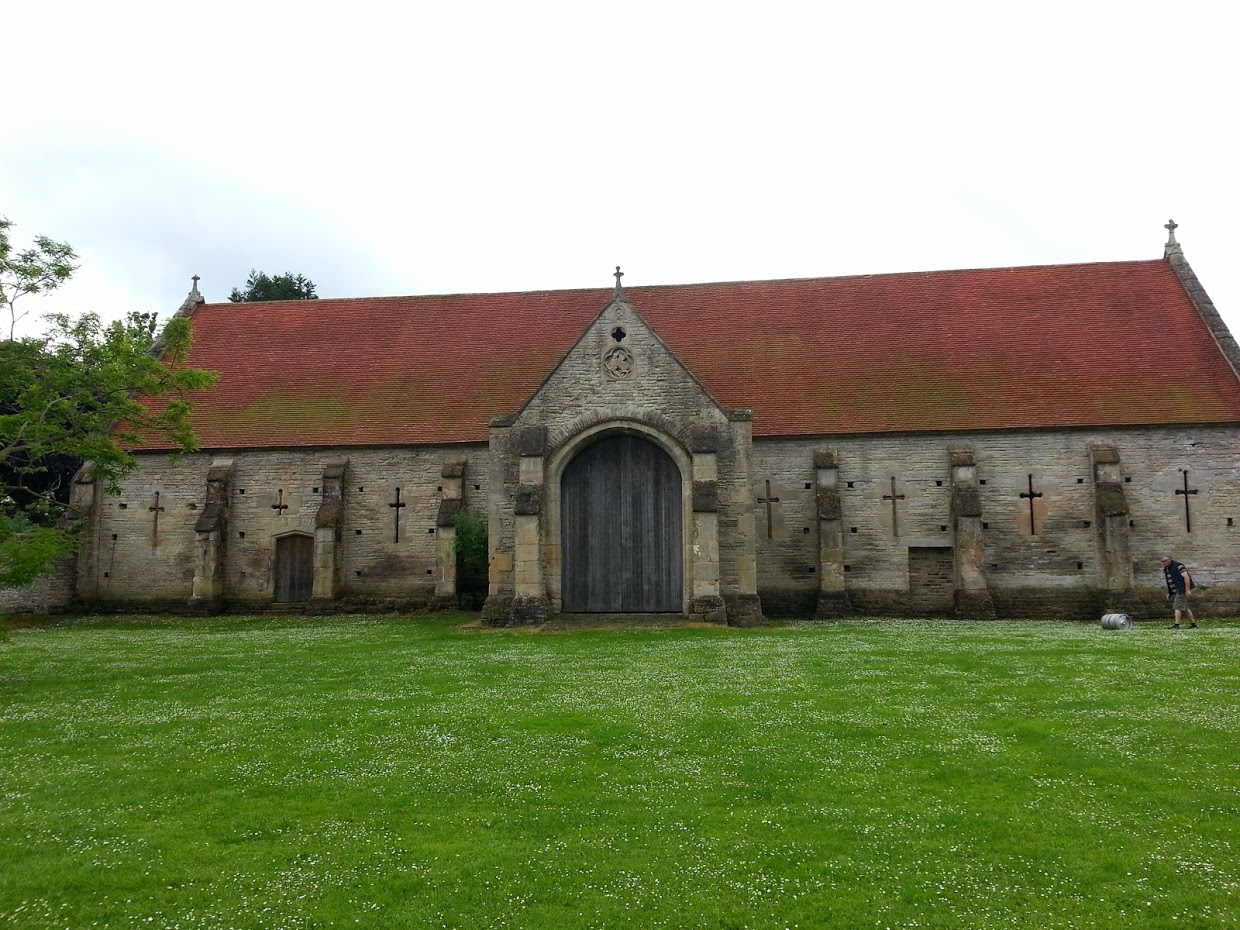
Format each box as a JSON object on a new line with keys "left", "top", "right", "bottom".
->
{"left": 752, "top": 425, "right": 1240, "bottom": 619}
{"left": 75, "top": 445, "right": 489, "bottom": 611}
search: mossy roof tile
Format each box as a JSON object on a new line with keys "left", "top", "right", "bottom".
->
{"left": 143, "top": 258, "right": 1240, "bottom": 449}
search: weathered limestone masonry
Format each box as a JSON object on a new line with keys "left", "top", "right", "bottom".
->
{"left": 482, "top": 288, "right": 762, "bottom": 626}
{"left": 432, "top": 454, "right": 468, "bottom": 607}
{"left": 310, "top": 459, "right": 347, "bottom": 603}
{"left": 189, "top": 459, "right": 232, "bottom": 611}
{"left": 0, "top": 465, "right": 97, "bottom": 615}
{"left": 0, "top": 573, "right": 74, "bottom": 615}
{"left": 813, "top": 451, "right": 848, "bottom": 617}
{"left": 752, "top": 426, "right": 1240, "bottom": 619}
{"left": 1091, "top": 445, "right": 1134, "bottom": 607}
{"left": 950, "top": 449, "right": 995, "bottom": 619}
{"left": 77, "top": 446, "right": 487, "bottom": 610}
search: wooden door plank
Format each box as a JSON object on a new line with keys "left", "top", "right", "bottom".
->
{"left": 275, "top": 534, "right": 314, "bottom": 603}
{"left": 561, "top": 434, "right": 682, "bottom": 613}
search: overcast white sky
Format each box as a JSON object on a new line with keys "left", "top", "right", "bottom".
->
{"left": 3, "top": 1, "right": 1236, "bottom": 341}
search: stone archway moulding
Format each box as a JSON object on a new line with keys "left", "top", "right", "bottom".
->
{"left": 547, "top": 405, "right": 696, "bottom": 456}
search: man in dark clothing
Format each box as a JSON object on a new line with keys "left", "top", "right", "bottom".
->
{"left": 1160, "top": 556, "right": 1197, "bottom": 629}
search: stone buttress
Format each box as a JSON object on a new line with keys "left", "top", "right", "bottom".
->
{"left": 189, "top": 459, "right": 232, "bottom": 611}
{"left": 949, "top": 448, "right": 996, "bottom": 619}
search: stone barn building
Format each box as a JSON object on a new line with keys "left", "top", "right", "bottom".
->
{"left": 54, "top": 228, "right": 1240, "bottom": 622}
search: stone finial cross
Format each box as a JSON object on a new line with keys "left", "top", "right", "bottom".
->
{"left": 613, "top": 266, "right": 624, "bottom": 291}
{"left": 389, "top": 487, "right": 407, "bottom": 543}
{"left": 882, "top": 477, "right": 906, "bottom": 538}
{"left": 1175, "top": 469, "right": 1198, "bottom": 533}
{"left": 1019, "top": 474, "right": 1043, "bottom": 535}
{"left": 1164, "top": 219, "right": 1178, "bottom": 245}
{"left": 191, "top": 274, "right": 201, "bottom": 289}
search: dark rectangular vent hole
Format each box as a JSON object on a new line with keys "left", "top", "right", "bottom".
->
{"left": 844, "top": 565, "right": 852, "bottom": 573}
{"left": 1228, "top": 518, "right": 1235, "bottom": 527}
{"left": 936, "top": 480, "right": 943, "bottom": 487}
{"left": 804, "top": 482, "right": 813, "bottom": 490}
{"left": 357, "top": 487, "right": 364, "bottom": 493}
{"left": 426, "top": 569, "right": 433, "bottom": 575}
{"left": 1077, "top": 478, "right": 1085, "bottom": 484}
{"left": 850, "top": 527, "right": 858, "bottom": 534}
{"left": 982, "top": 522, "right": 989, "bottom": 529}
{"left": 103, "top": 572, "right": 109, "bottom": 578}
{"left": 437, "top": 486, "right": 443, "bottom": 492}
{"left": 238, "top": 532, "right": 246, "bottom": 539}
{"left": 1077, "top": 562, "right": 1085, "bottom": 570}
{"left": 427, "top": 528, "right": 435, "bottom": 534}
{"left": 474, "top": 485, "right": 481, "bottom": 491}
{"left": 809, "top": 566, "right": 816, "bottom": 573}
{"left": 940, "top": 525, "right": 948, "bottom": 532}
{"left": 846, "top": 481, "right": 854, "bottom": 488}
{"left": 356, "top": 570, "right": 362, "bottom": 576}
{"left": 313, "top": 487, "right": 319, "bottom": 494}
{"left": 111, "top": 534, "right": 118, "bottom": 541}
{"left": 355, "top": 529, "right": 362, "bottom": 535}
{"left": 991, "top": 563, "right": 999, "bottom": 570}
{"left": 1124, "top": 477, "right": 1132, "bottom": 483}
{"left": 802, "top": 527, "right": 810, "bottom": 534}
{"left": 187, "top": 502, "right": 197, "bottom": 510}
{"left": 238, "top": 489, "right": 245, "bottom": 494}
{"left": 118, "top": 503, "right": 127, "bottom": 509}
{"left": 1128, "top": 520, "right": 1135, "bottom": 528}
{"left": 1083, "top": 520, "right": 1091, "bottom": 528}
{"left": 979, "top": 479, "right": 987, "bottom": 485}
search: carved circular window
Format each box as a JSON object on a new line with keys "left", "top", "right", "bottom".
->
{"left": 603, "top": 345, "right": 634, "bottom": 379}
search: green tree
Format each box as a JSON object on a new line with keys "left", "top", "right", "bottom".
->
{"left": 229, "top": 269, "right": 318, "bottom": 302}
{"left": 0, "top": 215, "right": 78, "bottom": 339}
{"left": 453, "top": 511, "right": 488, "bottom": 573}
{"left": 1, "top": 308, "right": 218, "bottom": 590}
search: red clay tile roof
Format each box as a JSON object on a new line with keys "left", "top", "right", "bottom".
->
{"left": 144, "top": 258, "right": 1240, "bottom": 450}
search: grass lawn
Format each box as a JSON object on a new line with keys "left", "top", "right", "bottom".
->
{"left": 1, "top": 614, "right": 1238, "bottom": 930}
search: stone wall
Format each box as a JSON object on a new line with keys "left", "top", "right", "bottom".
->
{"left": 79, "top": 445, "right": 488, "bottom": 610}
{"left": 751, "top": 425, "right": 1240, "bottom": 618}
{"left": 0, "top": 570, "right": 74, "bottom": 615}
{"left": 60, "top": 419, "right": 1240, "bottom": 620}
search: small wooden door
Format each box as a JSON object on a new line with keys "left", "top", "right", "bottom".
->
{"left": 275, "top": 534, "right": 314, "bottom": 602}
{"left": 561, "top": 434, "right": 683, "bottom": 612}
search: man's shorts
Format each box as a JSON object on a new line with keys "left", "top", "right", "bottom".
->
{"left": 1172, "top": 593, "right": 1190, "bottom": 611}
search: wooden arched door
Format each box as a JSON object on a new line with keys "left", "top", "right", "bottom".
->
{"left": 274, "top": 534, "right": 314, "bottom": 602}
{"left": 561, "top": 434, "right": 683, "bottom": 612}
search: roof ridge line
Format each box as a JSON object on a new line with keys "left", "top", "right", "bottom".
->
{"left": 194, "top": 257, "right": 1170, "bottom": 309}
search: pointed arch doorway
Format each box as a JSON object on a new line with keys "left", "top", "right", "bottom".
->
{"left": 560, "top": 433, "right": 683, "bottom": 612}
{"left": 274, "top": 533, "right": 314, "bottom": 602}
